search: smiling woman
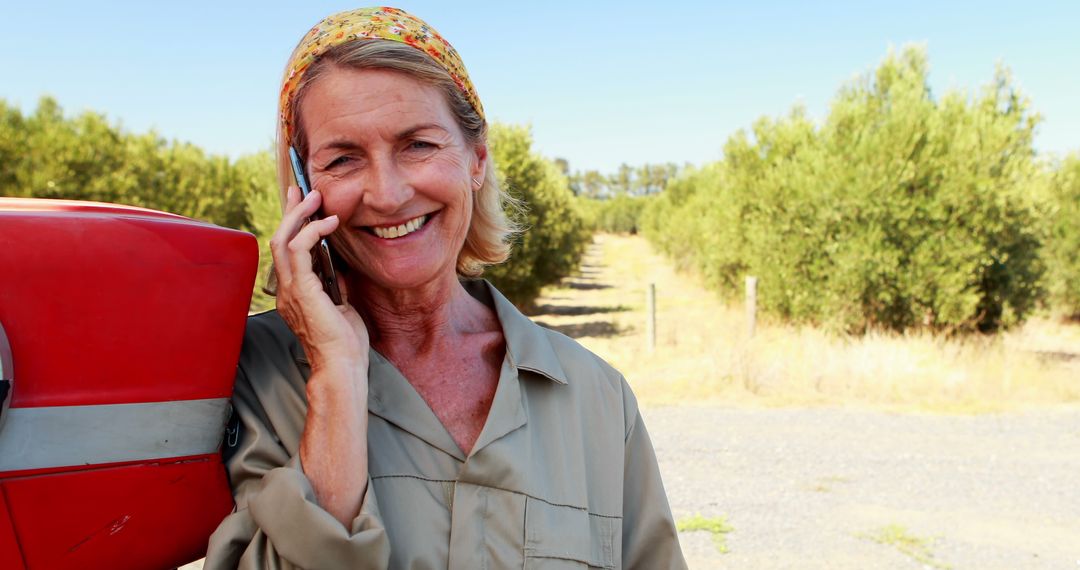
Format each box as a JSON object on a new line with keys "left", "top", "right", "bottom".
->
{"left": 203, "top": 7, "right": 686, "bottom": 569}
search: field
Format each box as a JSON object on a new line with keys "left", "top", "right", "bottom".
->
{"left": 530, "top": 233, "right": 1080, "bottom": 414}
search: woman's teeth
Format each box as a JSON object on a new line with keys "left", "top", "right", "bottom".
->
{"left": 372, "top": 214, "right": 428, "bottom": 239}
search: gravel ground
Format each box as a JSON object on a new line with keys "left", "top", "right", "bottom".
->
{"left": 644, "top": 405, "right": 1080, "bottom": 569}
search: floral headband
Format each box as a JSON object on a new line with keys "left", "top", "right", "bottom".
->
{"left": 279, "top": 6, "right": 484, "bottom": 141}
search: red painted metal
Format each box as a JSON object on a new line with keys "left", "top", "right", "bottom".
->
{"left": 0, "top": 488, "right": 26, "bottom": 570}
{"left": 3, "top": 455, "right": 233, "bottom": 570}
{"left": 0, "top": 199, "right": 257, "bottom": 567}
{"left": 0, "top": 198, "right": 257, "bottom": 408}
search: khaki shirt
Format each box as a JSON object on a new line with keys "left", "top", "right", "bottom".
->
{"left": 205, "top": 280, "right": 686, "bottom": 569}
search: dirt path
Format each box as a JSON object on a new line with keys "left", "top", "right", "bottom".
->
{"left": 647, "top": 406, "right": 1080, "bottom": 569}
{"left": 529, "top": 234, "right": 1080, "bottom": 569}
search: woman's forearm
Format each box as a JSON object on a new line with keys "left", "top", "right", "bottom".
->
{"left": 300, "top": 362, "right": 370, "bottom": 527}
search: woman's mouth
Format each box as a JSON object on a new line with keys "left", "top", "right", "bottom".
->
{"left": 367, "top": 213, "right": 431, "bottom": 239}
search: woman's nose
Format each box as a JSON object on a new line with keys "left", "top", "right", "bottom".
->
{"left": 361, "top": 160, "right": 413, "bottom": 213}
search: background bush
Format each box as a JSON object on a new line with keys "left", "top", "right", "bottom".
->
{"left": 1044, "top": 154, "right": 1080, "bottom": 318}
{"left": 579, "top": 194, "right": 653, "bottom": 234}
{"left": 484, "top": 124, "right": 590, "bottom": 306}
{"left": 643, "top": 47, "right": 1051, "bottom": 333}
{"left": 0, "top": 97, "right": 258, "bottom": 232}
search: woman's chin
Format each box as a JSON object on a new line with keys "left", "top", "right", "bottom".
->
{"left": 352, "top": 260, "right": 456, "bottom": 293}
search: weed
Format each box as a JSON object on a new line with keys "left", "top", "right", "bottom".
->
{"left": 676, "top": 514, "right": 734, "bottom": 554}
{"left": 861, "top": 524, "right": 951, "bottom": 569}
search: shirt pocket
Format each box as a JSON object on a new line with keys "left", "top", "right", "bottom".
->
{"left": 523, "top": 497, "right": 618, "bottom": 569}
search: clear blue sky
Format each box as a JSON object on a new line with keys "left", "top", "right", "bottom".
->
{"left": 2, "top": 1, "right": 1077, "bottom": 173}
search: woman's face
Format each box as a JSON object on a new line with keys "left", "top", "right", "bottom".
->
{"left": 298, "top": 67, "right": 486, "bottom": 291}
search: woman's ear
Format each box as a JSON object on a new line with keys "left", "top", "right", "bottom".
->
{"left": 471, "top": 143, "right": 488, "bottom": 185}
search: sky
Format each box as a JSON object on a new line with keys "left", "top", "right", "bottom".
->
{"left": 1, "top": 1, "right": 1077, "bottom": 173}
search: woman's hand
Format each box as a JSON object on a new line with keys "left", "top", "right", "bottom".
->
{"left": 270, "top": 185, "right": 370, "bottom": 527}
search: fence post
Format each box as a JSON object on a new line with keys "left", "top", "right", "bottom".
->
{"left": 647, "top": 283, "right": 656, "bottom": 352}
{"left": 745, "top": 276, "right": 757, "bottom": 338}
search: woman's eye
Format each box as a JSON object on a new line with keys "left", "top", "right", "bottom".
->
{"left": 326, "top": 156, "right": 352, "bottom": 169}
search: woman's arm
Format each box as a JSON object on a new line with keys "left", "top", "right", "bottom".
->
{"left": 271, "top": 185, "right": 371, "bottom": 527}
{"left": 205, "top": 359, "right": 389, "bottom": 569}
{"left": 621, "top": 383, "right": 688, "bottom": 569}
{"left": 206, "top": 186, "right": 387, "bottom": 568}
{"left": 300, "top": 362, "right": 369, "bottom": 526}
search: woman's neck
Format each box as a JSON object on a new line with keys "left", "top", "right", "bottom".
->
{"left": 348, "top": 274, "right": 495, "bottom": 359}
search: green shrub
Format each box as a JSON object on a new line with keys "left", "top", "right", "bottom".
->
{"left": 483, "top": 124, "right": 590, "bottom": 307}
{"left": 582, "top": 194, "right": 652, "bottom": 234}
{"left": 643, "top": 47, "right": 1047, "bottom": 333}
{"left": 1045, "top": 155, "right": 1080, "bottom": 317}
{"left": 0, "top": 97, "right": 258, "bottom": 233}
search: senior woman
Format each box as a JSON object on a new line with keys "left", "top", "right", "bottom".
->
{"left": 205, "top": 7, "right": 685, "bottom": 569}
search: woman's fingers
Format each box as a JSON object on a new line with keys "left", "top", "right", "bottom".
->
{"left": 272, "top": 187, "right": 321, "bottom": 244}
{"left": 269, "top": 186, "right": 301, "bottom": 282}
{"left": 270, "top": 187, "right": 328, "bottom": 284}
{"left": 285, "top": 215, "right": 340, "bottom": 282}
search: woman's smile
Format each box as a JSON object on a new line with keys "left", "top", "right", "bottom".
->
{"left": 362, "top": 210, "right": 437, "bottom": 240}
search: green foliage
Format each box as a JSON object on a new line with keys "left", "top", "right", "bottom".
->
{"left": 676, "top": 514, "right": 734, "bottom": 554}
{"left": 484, "top": 124, "right": 589, "bottom": 306}
{"left": 861, "top": 524, "right": 950, "bottom": 569}
{"left": 1044, "top": 155, "right": 1080, "bottom": 317}
{"left": 568, "top": 161, "right": 679, "bottom": 235}
{"left": 569, "top": 162, "right": 680, "bottom": 198}
{"left": 643, "top": 47, "right": 1049, "bottom": 333}
{"left": 233, "top": 151, "right": 281, "bottom": 313}
{"left": 580, "top": 194, "right": 653, "bottom": 234}
{"left": 0, "top": 97, "right": 257, "bottom": 232}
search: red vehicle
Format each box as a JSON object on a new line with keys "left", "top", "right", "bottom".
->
{"left": 0, "top": 198, "right": 257, "bottom": 569}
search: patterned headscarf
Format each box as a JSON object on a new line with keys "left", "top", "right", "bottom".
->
{"left": 279, "top": 6, "right": 484, "bottom": 141}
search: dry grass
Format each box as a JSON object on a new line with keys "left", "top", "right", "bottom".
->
{"left": 532, "top": 234, "right": 1080, "bottom": 413}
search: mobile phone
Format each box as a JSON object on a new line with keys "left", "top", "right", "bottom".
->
{"left": 288, "top": 146, "right": 344, "bottom": 305}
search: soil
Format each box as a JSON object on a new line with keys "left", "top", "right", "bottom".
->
{"left": 647, "top": 405, "right": 1080, "bottom": 569}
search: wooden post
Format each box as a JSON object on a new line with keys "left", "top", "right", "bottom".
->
{"left": 647, "top": 283, "right": 656, "bottom": 352}
{"left": 745, "top": 276, "right": 757, "bottom": 338}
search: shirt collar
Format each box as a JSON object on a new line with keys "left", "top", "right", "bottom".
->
{"left": 464, "top": 279, "right": 569, "bottom": 385}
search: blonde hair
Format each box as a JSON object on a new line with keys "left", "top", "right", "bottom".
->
{"left": 275, "top": 40, "right": 520, "bottom": 278}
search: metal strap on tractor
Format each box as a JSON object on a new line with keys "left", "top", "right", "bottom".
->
{"left": 0, "top": 397, "right": 231, "bottom": 472}
{"left": 0, "top": 319, "right": 231, "bottom": 472}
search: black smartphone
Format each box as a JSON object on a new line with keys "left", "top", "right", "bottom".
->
{"left": 288, "top": 146, "right": 344, "bottom": 305}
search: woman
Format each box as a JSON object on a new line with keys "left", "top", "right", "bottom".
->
{"left": 205, "top": 7, "right": 686, "bottom": 569}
